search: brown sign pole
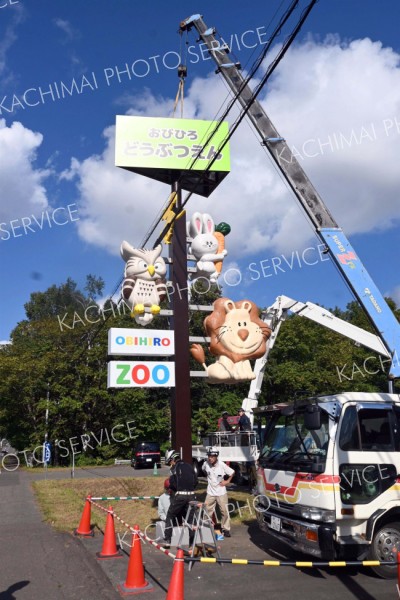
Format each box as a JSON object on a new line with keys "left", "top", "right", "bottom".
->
{"left": 169, "top": 181, "right": 192, "bottom": 461}
{"left": 115, "top": 115, "right": 230, "bottom": 462}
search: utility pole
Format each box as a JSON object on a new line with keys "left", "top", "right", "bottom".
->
{"left": 169, "top": 181, "right": 192, "bottom": 461}
{"left": 44, "top": 381, "right": 49, "bottom": 443}
{"left": 44, "top": 381, "right": 50, "bottom": 476}
{"left": 114, "top": 113, "right": 229, "bottom": 461}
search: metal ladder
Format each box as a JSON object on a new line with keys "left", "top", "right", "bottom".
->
{"left": 177, "top": 500, "right": 222, "bottom": 571}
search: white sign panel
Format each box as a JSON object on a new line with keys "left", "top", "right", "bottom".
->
{"left": 108, "top": 328, "right": 174, "bottom": 356}
{"left": 108, "top": 361, "right": 175, "bottom": 388}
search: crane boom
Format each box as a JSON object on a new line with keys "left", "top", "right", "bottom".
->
{"left": 241, "top": 294, "right": 392, "bottom": 419}
{"left": 180, "top": 14, "right": 400, "bottom": 379}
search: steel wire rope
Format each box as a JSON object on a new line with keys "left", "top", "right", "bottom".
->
{"left": 161, "top": 0, "right": 289, "bottom": 216}
{"left": 136, "top": 0, "right": 302, "bottom": 252}
{"left": 151, "top": 0, "right": 306, "bottom": 248}
{"left": 72, "top": 0, "right": 316, "bottom": 357}
{"left": 233, "top": 8, "right": 368, "bottom": 318}
{"left": 104, "top": 0, "right": 300, "bottom": 270}
{"left": 153, "top": 0, "right": 318, "bottom": 245}
{"left": 157, "top": 0, "right": 293, "bottom": 212}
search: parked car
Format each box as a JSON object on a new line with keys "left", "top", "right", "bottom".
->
{"left": 131, "top": 441, "right": 161, "bottom": 469}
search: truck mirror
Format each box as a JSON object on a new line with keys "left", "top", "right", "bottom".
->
{"left": 304, "top": 405, "right": 321, "bottom": 430}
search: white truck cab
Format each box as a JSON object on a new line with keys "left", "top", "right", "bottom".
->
{"left": 254, "top": 392, "right": 400, "bottom": 578}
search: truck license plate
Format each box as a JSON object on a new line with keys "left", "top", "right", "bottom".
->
{"left": 146, "top": 458, "right": 152, "bottom": 462}
{"left": 270, "top": 516, "right": 281, "bottom": 532}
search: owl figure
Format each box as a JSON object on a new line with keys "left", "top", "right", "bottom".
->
{"left": 120, "top": 242, "right": 167, "bottom": 326}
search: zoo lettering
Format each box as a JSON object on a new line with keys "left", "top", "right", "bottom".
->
{"left": 116, "top": 363, "right": 171, "bottom": 385}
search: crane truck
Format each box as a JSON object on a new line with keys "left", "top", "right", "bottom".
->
{"left": 192, "top": 294, "right": 393, "bottom": 486}
{"left": 181, "top": 14, "right": 400, "bottom": 577}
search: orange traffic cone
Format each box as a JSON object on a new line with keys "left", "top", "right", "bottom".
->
{"left": 74, "top": 495, "right": 94, "bottom": 537}
{"left": 117, "top": 525, "right": 153, "bottom": 595}
{"left": 96, "top": 506, "right": 123, "bottom": 559}
{"left": 166, "top": 548, "right": 185, "bottom": 600}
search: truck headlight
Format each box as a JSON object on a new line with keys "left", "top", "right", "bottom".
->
{"left": 299, "top": 507, "right": 336, "bottom": 523}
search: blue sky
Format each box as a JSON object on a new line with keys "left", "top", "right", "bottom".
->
{"left": 1, "top": 0, "right": 400, "bottom": 342}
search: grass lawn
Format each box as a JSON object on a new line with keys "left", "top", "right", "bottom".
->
{"left": 32, "top": 476, "right": 257, "bottom": 534}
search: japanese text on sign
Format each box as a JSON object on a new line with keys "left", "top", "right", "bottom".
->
{"left": 124, "top": 141, "right": 222, "bottom": 161}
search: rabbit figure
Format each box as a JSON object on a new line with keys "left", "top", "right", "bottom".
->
{"left": 187, "top": 212, "right": 227, "bottom": 283}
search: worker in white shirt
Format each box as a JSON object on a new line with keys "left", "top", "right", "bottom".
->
{"left": 202, "top": 447, "right": 234, "bottom": 538}
{"left": 157, "top": 478, "right": 172, "bottom": 521}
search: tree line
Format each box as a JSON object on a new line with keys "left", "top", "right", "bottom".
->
{"left": 0, "top": 276, "right": 398, "bottom": 465}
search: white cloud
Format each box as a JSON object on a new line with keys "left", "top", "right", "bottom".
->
{"left": 262, "top": 37, "right": 400, "bottom": 246}
{"left": 0, "top": 3, "right": 25, "bottom": 82}
{"left": 60, "top": 124, "right": 167, "bottom": 255}
{"left": 53, "top": 18, "right": 79, "bottom": 42}
{"left": 387, "top": 285, "right": 400, "bottom": 306}
{"left": 66, "top": 36, "right": 400, "bottom": 259}
{"left": 0, "top": 119, "right": 50, "bottom": 222}
{"left": 53, "top": 18, "right": 84, "bottom": 75}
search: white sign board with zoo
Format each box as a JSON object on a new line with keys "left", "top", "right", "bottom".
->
{"left": 107, "top": 361, "right": 175, "bottom": 388}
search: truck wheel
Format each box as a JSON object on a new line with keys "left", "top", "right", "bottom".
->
{"left": 369, "top": 521, "right": 400, "bottom": 579}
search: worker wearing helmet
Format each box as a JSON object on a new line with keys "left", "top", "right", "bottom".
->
{"left": 163, "top": 449, "right": 198, "bottom": 547}
{"left": 202, "top": 447, "right": 234, "bottom": 538}
{"left": 157, "top": 478, "right": 172, "bottom": 521}
{"left": 220, "top": 411, "right": 233, "bottom": 432}
{"left": 165, "top": 449, "right": 181, "bottom": 467}
{"left": 237, "top": 407, "right": 252, "bottom": 446}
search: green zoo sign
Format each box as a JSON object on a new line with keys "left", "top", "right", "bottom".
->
{"left": 115, "top": 115, "right": 230, "bottom": 196}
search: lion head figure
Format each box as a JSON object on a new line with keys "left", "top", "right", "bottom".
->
{"left": 204, "top": 298, "right": 271, "bottom": 363}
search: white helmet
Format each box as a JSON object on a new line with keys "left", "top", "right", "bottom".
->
{"left": 207, "top": 446, "right": 219, "bottom": 457}
{"left": 165, "top": 449, "right": 180, "bottom": 465}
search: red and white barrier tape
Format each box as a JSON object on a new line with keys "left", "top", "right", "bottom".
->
{"left": 88, "top": 497, "right": 176, "bottom": 559}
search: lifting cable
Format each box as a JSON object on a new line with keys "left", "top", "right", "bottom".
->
{"left": 73, "top": 0, "right": 317, "bottom": 356}
{"left": 122, "top": 0, "right": 302, "bottom": 257}
{"left": 152, "top": 0, "right": 318, "bottom": 248}
{"left": 149, "top": 0, "right": 305, "bottom": 249}
{"left": 172, "top": 30, "right": 188, "bottom": 118}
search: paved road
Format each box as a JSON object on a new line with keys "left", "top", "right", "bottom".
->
{"left": 87, "top": 515, "right": 396, "bottom": 600}
{"left": 0, "top": 469, "right": 120, "bottom": 599}
{"left": 0, "top": 465, "right": 396, "bottom": 599}
{"left": 12, "top": 463, "right": 170, "bottom": 481}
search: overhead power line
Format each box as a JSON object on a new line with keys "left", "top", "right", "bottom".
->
{"left": 77, "top": 0, "right": 318, "bottom": 353}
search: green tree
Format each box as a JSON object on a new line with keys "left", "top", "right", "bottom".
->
{"left": 2, "top": 273, "right": 398, "bottom": 466}
{"left": 0, "top": 276, "right": 170, "bottom": 463}
{"left": 262, "top": 297, "right": 400, "bottom": 405}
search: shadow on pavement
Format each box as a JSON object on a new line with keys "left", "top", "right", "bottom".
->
{"left": 334, "top": 572, "right": 379, "bottom": 600}
{"left": 246, "top": 518, "right": 389, "bottom": 597}
{"left": 0, "top": 580, "right": 30, "bottom": 599}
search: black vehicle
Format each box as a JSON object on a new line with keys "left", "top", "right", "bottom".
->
{"left": 131, "top": 441, "right": 161, "bottom": 469}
